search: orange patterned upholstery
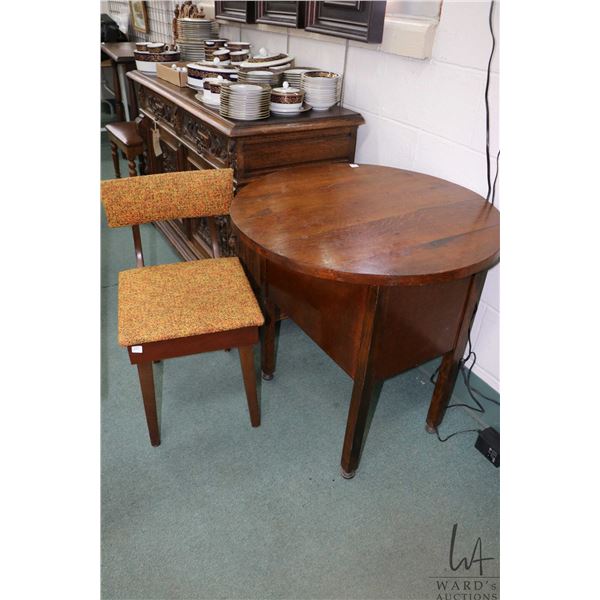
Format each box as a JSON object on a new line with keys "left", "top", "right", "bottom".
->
{"left": 101, "top": 169, "right": 233, "bottom": 227}
{"left": 118, "top": 258, "right": 264, "bottom": 346}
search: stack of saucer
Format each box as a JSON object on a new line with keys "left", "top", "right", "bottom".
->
{"left": 238, "top": 70, "right": 282, "bottom": 86}
{"left": 282, "top": 67, "right": 315, "bottom": 88}
{"left": 176, "top": 18, "right": 219, "bottom": 61}
{"left": 220, "top": 83, "right": 271, "bottom": 121}
{"left": 300, "top": 71, "right": 342, "bottom": 111}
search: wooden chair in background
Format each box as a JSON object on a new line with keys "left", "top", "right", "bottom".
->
{"left": 101, "top": 169, "right": 264, "bottom": 446}
{"left": 105, "top": 121, "right": 144, "bottom": 178}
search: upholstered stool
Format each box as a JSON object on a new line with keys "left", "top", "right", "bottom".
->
{"left": 100, "top": 169, "right": 264, "bottom": 447}
{"left": 105, "top": 121, "right": 144, "bottom": 178}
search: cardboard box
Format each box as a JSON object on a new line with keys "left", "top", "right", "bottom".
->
{"left": 156, "top": 62, "right": 188, "bottom": 87}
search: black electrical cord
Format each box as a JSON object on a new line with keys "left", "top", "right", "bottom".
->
{"left": 429, "top": 307, "right": 500, "bottom": 411}
{"left": 485, "top": 0, "right": 499, "bottom": 204}
{"left": 432, "top": 1, "right": 500, "bottom": 443}
{"left": 436, "top": 427, "right": 481, "bottom": 443}
{"left": 491, "top": 150, "right": 500, "bottom": 206}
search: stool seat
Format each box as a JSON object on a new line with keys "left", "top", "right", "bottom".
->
{"left": 118, "top": 257, "right": 265, "bottom": 347}
{"left": 105, "top": 121, "right": 145, "bottom": 178}
{"left": 105, "top": 121, "right": 143, "bottom": 147}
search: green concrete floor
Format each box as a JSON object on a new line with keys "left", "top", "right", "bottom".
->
{"left": 100, "top": 132, "right": 500, "bottom": 600}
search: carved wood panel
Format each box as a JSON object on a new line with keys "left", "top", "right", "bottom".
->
{"left": 138, "top": 86, "right": 183, "bottom": 133}
{"left": 130, "top": 76, "right": 363, "bottom": 261}
{"left": 181, "top": 113, "right": 232, "bottom": 167}
{"left": 183, "top": 150, "right": 235, "bottom": 257}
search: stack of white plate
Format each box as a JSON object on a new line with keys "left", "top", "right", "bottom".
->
{"left": 177, "top": 18, "right": 218, "bottom": 40}
{"left": 177, "top": 40, "right": 207, "bottom": 62}
{"left": 237, "top": 70, "right": 282, "bottom": 86}
{"left": 282, "top": 67, "right": 316, "bottom": 88}
{"left": 300, "top": 71, "right": 342, "bottom": 111}
{"left": 176, "top": 18, "right": 219, "bottom": 61}
{"left": 220, "top": 83, "right": 271, "bottom": 121}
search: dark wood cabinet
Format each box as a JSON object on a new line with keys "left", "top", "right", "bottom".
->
{"left": 305, "top": 1, "right": 387, "bottom": 43}
{"left": 214, "top": 1, "right": 256, "bottom": 23}
{"left": 256, "top": 1, "right": 305, "bottom": 28}
{"left": 128, "top": 71, "right": 364, "bottom": 260}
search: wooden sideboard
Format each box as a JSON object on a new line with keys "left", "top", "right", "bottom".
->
{"left": 127, "top": 70, "right": 364, "bottom": 260}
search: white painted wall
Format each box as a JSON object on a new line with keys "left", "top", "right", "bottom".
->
{"left": 219, "top": 1, "right": 499, "bottom": 390}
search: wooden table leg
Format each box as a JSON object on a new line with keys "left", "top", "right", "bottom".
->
{"left": 426, "top": 272, "right": 487, "bottom": 432}
{"left": 111, "top": 59, "right": 124, "bottom": 122}
{"left": 125, "top": 63, "right": 138, "bottom": 119}
{"left": 340, "top": 286, "right": 381, "bottom": 478}
{"left": 261, "top": 298, "right": 279, "bottom": 381}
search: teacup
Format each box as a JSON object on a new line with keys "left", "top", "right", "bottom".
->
{"left": 204, "top": 39, "right": 227, "bottom": 49}
{"left": 230, "top": 50, "right": 249, "bottom": 64}
{"left": 226, "top": 41, "right": 251, "bottom": 51}
{"left": 135, "top": 42, "right": 149, "bottom": 51}
{"left": 147, "top": 42, "right": 165, "bottom": 54}
{"left": 213, "top": 49, "right": 230, "bottom": 62}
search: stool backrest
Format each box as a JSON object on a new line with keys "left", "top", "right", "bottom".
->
{"left": 101, "top": 169, "right": 233, "bottom": 228}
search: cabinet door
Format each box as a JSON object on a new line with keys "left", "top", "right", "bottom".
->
{"left": 256, "top": 1, "right": 305, "bottom": 28}
{"left": 214, "top": 1, "right": 256, "bottom": 23}
{"left": 305, "top": 1, "right": 387, "bottom": 43}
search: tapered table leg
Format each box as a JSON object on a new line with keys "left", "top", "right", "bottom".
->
{"left": 341, "top": 366, "right": 377, "bottom": 478}
{"left": 261, "top": 298, "right": 279, "bottom": 381}
{"left": 426, "top": 272, "right": 487, "bottom": 432}
{"left": 340, "top": 286, "right": 381, "bottom": 478}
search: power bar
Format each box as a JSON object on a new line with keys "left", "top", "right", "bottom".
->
{"left": 475, "top": 427, "right": 500, "bottom": 468}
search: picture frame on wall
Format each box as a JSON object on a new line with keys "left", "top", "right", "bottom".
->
{"left": 129, "top": 1, "right": 149, "bottom": 33}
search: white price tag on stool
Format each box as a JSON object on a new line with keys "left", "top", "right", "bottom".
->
{"left": 131, "top": 345, "right": 143, "bottom": 354}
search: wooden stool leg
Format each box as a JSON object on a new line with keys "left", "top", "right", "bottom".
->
{"left": 110, "top": 141, "right": 121, "bottom": 178}
{"left": 239, "top": 345, "right": 260, "bottom": 427}
{"left": 136, "top": 362, "right": 161, "bottom": 446}
{"left": 128, "top": 159, "right": 138, "bottom": 178}
{"left": 261, "top": 299, "right": 279, "bottom": 380}
{"left": 138, "top": 153, "right": 146, "bottom": 176}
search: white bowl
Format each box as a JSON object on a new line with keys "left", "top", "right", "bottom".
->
{"left": 135, "top": 60, "right": 157, "bottom": 73}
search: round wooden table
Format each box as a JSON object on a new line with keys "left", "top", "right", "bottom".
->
{"left": 231, "top": 163, "right": 499, "bottom": 478}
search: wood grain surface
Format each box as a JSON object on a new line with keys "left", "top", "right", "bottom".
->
{"left": 231, "top": 163, "right": 500, "bottom": 285}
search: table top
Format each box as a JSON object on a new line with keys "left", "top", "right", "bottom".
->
{"left": 101, "top": 42, "right": 137, "bottom": 63}
{"left": 128, "top": 71, "right": 364, "bottom": 138}
{"left": 231, "top": 163, "right": 500, "bottom": 285}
